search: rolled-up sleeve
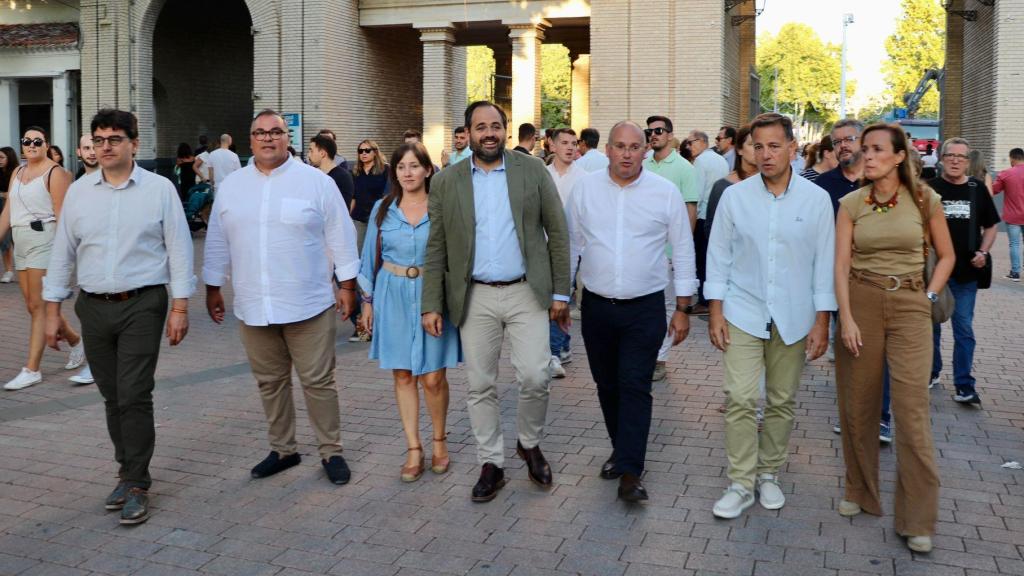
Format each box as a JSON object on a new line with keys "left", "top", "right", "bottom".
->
{"left": 812, "top": 197, "right": 838, "bottom": 312}
{"left": 703, "top": 189, "right": 733, "bottom": 301}
{"left": 43, "top": 196, "right": 78, "bottom": 302}
{"left": 667, "top": 188, "right": 698, "bottom": 296}
{"left": 323, "top": 178, "right": 361, "bottom": 281}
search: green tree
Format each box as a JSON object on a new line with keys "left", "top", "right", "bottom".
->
{"left": 466, "top": 45, "right": 495, "bottom": 103}
{"left": 883, "top": 0, "right": 944, "bottom": 118}
{"left": 465, "top": 44, "right": 572, "bottom": 128}
{"left": 756, "top": 23, "right": 847, "bottom": 126}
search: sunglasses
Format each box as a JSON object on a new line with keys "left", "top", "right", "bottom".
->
{"left": 357, "top": 148, "right": 375, "bottom": 154}
{"left": 21, "top": 137, "right": 45, "bottom": 148}
{"left": 644, "top": 127, "right": 669, "bottom": 137}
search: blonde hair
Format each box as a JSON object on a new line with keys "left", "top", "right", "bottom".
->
{"left": 353, "top": 139, "right": 386, "bottom": 176}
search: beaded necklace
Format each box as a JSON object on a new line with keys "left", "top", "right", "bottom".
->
{"left": 865, "top": 186, "right": 898, "bottom": 213}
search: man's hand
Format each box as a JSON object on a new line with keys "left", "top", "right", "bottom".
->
{"left": 206, "top": 286, "right": 225, "bottom": 324}
{"left": 708, "top": 304, "right": 730, "bottom": 351}
{"left": 971, "top": 251, "right": 987, "bottom": 268}
{"left": 166, "top": 311, "right": 189, "bottom": 346}
{"left": 336, "top": 287, "right": 356, "bottom": 321}
{"left": 422, "top": 312, "right": 443, "bottom": 338}
{"left": 550, "top": 300, "right": 570, "bottom": 332}
{"left": 668, "top": 310, "right": 690, "bottom": 346}
{"left": 805, "top": 314, "right": 829, "bottom": 361}
{"left": 440, "top": 149, "right": 451, "bottom": 167}
{"left": 44, "top": 302, "right": 63, "bottom": 351}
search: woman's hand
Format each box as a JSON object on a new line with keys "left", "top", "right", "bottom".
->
{"left": 841, "top": 317, "right": 862, "bottom": 358}
{"left": 359, "top": 302, "right": 373, "bottom": 335}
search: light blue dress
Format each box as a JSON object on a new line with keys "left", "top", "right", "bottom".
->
{"left": 357, "top": 199, "right": 461, "bottom": 375}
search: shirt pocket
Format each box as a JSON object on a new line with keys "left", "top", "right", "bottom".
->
{"left": 280, "top": 198, "right": 313, "bottom": 225}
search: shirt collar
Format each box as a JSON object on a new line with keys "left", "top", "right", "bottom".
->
{"left": 649, "top": 150, "right": 680, "bottom": 165}
{"left": 757, "top": 169, "right": 796, "bottom": 198}
{"left": 602, "top": 166, "right": 647, "bottom": 190}
{"left": 470, "top": 155, "right": 506, "bottom": 175}
{"left": 95, "top": 163, "right": 144, "bottom": 190}
{"left": 254, "top": 156, "right": 295, "bottom": 178}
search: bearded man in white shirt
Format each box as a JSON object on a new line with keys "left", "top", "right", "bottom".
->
{"left": 203, "top": 109, "right": 361, "bottom": 486}
{"left": 567, "top": 121, "right": 697, "bottom": 503}
{"left": 705, "top": 113, "right": 836, "bottom": 519}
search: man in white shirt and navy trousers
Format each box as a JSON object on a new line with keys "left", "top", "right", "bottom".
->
{"left": 567, "top": 121, "right": 698, "bottom": 502}
{"left": 705, "top": 113, "right": 836, "bottom": 519}
{"left": 204, "top": 109, "right": 361, "bottom": 486}
{"left": 44, "top": 109, "right": 195, "bottom": 526}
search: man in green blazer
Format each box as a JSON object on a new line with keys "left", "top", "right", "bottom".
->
{"left": 422, "top": 101, "right": 571, "bottom": 502}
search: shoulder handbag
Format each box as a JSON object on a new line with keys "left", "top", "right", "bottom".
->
{"left": 966, "top": 180, "right": 993, "bottom": 289}
{"left": 920, "top": 188, "right": 955, "bottom": 323}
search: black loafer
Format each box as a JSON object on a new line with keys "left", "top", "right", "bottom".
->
{"left": 105, "top": 481, "right": 129, "bottom": 510}
{"left": 516, "top": 441, "right": 552, "bottom": 487}
{"left": 120, "top": 487, "right": 150, "bottom": 525}
{"left": 617, "top": 473, "right": 649, "bottom": 503}
{"left": 600, "top": 454, "right": 622, "bottom": 480}
{"left": 471, "top": 463, "right": 506, "bottom": 502}
{"left": 322, "top": 455, "right": 351, "bottom": 485}
{"left": 251, "top": 451, "right": 301, "bottom": 479}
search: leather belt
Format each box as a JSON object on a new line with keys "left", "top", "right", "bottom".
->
{"left": 583, "top": 288, "right": 662, "bottom": 305}
{"left": 381, "top": 261, "right": 425, "bottom": 279}
{"left": 850, "top": 269, "right": 924, "bottom": 292}
{"left": 82, "top": 284, "right": 161, "bottom": 302}
{"left": 472, "top": 276, "right": 526, "bottom": 287}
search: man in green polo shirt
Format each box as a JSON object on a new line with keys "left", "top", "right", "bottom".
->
{"left": 642, "top": 115, "right": 699, "bottom": 382}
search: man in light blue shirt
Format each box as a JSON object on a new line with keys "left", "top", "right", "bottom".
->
{"left": 442, "top": 126, "right": 472, "bottom": 167}
{"left": 705, "top": 113, "right": 836, "bottom": 520}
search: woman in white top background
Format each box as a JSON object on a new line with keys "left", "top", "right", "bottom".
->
{"left": 0, "top": 126, "right": 85, "bottom": 390}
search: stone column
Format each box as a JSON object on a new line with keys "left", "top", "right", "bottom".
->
{"left": 418, "top": 25, "right": 457, "bottom": 163}
{"left": 51, "top": 73, "right": 71, "bottom": 170}
{"left": 570, "top": 53, "right": 590, "bottom": 134}
{"left": 506, "top": 21, "right": 547, "bottom": 134}
{"left": 0, "top": 79, "right": 19, "bottom": 150}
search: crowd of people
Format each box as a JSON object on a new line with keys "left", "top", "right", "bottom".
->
{"left": 0, "top": 101, "right": 1022, "bottom": 556}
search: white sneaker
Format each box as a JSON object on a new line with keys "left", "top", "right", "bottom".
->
{"left": 65, "top": 341, "right": 86, "bottom": 370}
{"left": 69, "top": 365, "right": 94, "bottom": 385}
{"left": 0, "top": 271, "right": 13, "bottom": 283}
{"left": 756, "top": 473, "right": 785, "bottom": 509}
{"left": 549, "top": 356, "right": 566, "bottom": 379}
{"left": 4, "top": 368, "right": 42, "bottom": 391}
{"left": 713, "top": 483, "right": 755, "bottom": 519}
{"left": 558, "top": 349, "right": 572, "bottom": 364}
{"left": 929, "top": 375, "right": 940, "bottom": 389}
{"left": 833, "top": 424, "right": 842, "bottom": 434}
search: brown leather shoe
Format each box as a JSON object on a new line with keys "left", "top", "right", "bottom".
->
{"left": 617, "top": 473, "right": 649, "bottom": 503}
{"left": 471, "top": 463, "right": 506, "bottom": 502}
{"left": 516, "top": 441, "right": 552, "bottom": 487}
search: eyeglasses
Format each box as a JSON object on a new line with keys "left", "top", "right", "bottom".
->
{"left": 91, "top": 136, "right": 126, "bottom": 147}
{"left": 610, "top": 143, "right": 644, "bottom": 154}
{"left": 357, "top": 148, "right": 375, "bottom": 154}
{"left": 835, "top": 135, "right": 859, "bottom": 145}
{"left": 683, "top": 138, "right": 700, "bottom": 146}
{"left": 644, "top": 127, "right": 669, "bottom": 137}
{"left": 251, "top": 129, "right": 287, "bottom": 141}
{"left": 942, "top": 153, "right": 969, "bottom": 161}
{"left": 21, "top": 137, "right": 45, "bottom": 148}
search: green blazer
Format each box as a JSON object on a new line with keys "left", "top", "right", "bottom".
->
{"left": 422, "top": 149, "right": 570, "bottom": 327}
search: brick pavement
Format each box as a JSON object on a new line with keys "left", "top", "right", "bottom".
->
{"left": 0, "top": 234, "right": 1022, "bottom": 576}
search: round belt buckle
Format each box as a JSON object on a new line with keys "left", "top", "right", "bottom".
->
{"left": 406, "top": 266, "right": 420, "bottom": 279}
{"left": 885, "top": 276, "right": 901, "bottom": 291}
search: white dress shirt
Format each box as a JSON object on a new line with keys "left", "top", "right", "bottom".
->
{"left": 44, "top": 165, "right": 196, "bottom": 301}
{"left": 202, "top": 158, "right": 360, "bottom": 326}
{"left": 208, "top": 148, "right": 241, "bottom": 187}
{"left": 704, "top": 172, "right": 837, "bottom": 345}
{"left": 576, "top": 149, "right": 610, "bottom": 173}
{"left": 693, "top": 149, "right": 731, "bottom": 220}
{"left": 546, "top": 160, "right": 585, "bottom": 206}
{"left": 568, "top": 169, "right": 698, "bottom": 299}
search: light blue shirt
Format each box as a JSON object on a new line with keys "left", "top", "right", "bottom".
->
{"left": 470, "top": 157, "right": 527, "bottom": 283}
{"left": 448, "top": 147, "right": 472, "bottom": 166}
{"left": 704, "top": 172, "right": 837, "bottom": 345}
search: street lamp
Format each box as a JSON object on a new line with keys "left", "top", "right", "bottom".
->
{"left": 840, "top": 13, "right": 854, "bottom": 119}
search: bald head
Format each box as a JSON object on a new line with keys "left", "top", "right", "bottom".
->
{"left": 609, "top": 121, "right": 645, "bottom": 145}
{"left": 606, "top": 121, "right": 646, "bottom": 184}
{"left": 220, "top": 134, "right": 232, "bottom": 148}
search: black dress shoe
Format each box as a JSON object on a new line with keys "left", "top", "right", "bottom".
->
{"left": 120, "top": 487, "right": 150, "bottom": 525}
{"left": 617, "top": 473, "right": 649, "bottom": 503}
{"left": 105, "top": 481, "right": 129, "bottom": 510}
{"left": 322, "top": 455, "right": 351, "bottom": 485}
{"left": 471, "top": 463, "right": 507, "bottom": 502}
{"left": 515, "top": 441, "right": 553, "bottom": 487}
{"left": 600, "top": 454, "right": 622, "bottom": 480}
{"left": 251, "top": 451, "right": 301, "bottom": 479}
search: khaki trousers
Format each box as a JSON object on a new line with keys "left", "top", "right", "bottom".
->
{"left": 460, "top": 282, "right": 551, "bottom": 466}
{"left": 238, "top": 306, "right": 343, "bottom": 459}
{"left": 836, "top": 275, "right": 939, "bottom": 536}
{"left": 724, "top": 322, "right": 806, "bottom": 491}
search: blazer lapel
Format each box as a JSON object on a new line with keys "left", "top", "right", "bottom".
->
{"left": 504, "top": 151, "right": 526, "bottom": 250}
{"left": 456, "top": 160, "right": 476, "bottom": 265}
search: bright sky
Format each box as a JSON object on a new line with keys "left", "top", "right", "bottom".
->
{"left": 756, "top": 0, "right": 903, "bottom": 110}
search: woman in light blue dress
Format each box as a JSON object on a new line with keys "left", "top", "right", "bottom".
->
{"left": 357, "top": 142, "right": 461, "bottom": 483}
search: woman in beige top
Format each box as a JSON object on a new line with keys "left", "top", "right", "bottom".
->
{"left": 833, "top": 123, "right": 954, "bottom": 553}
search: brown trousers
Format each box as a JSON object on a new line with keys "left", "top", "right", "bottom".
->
{"left": 238, "top": 306, "right": 343, "bottom": 459}
{"left": 836, "top": 272, "right": 939, "bottom": 536}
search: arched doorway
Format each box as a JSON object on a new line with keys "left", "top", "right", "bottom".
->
{"left": 151, "top": 0, "right": 253, "bottom": 160}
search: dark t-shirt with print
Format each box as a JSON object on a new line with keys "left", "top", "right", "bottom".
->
{"left": 928, "top": 176, "right": 1001, "bottom": 283}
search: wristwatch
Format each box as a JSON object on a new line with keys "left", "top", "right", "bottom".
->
{"left": 926, "top": 291, "right": 939, "bottom": 303}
